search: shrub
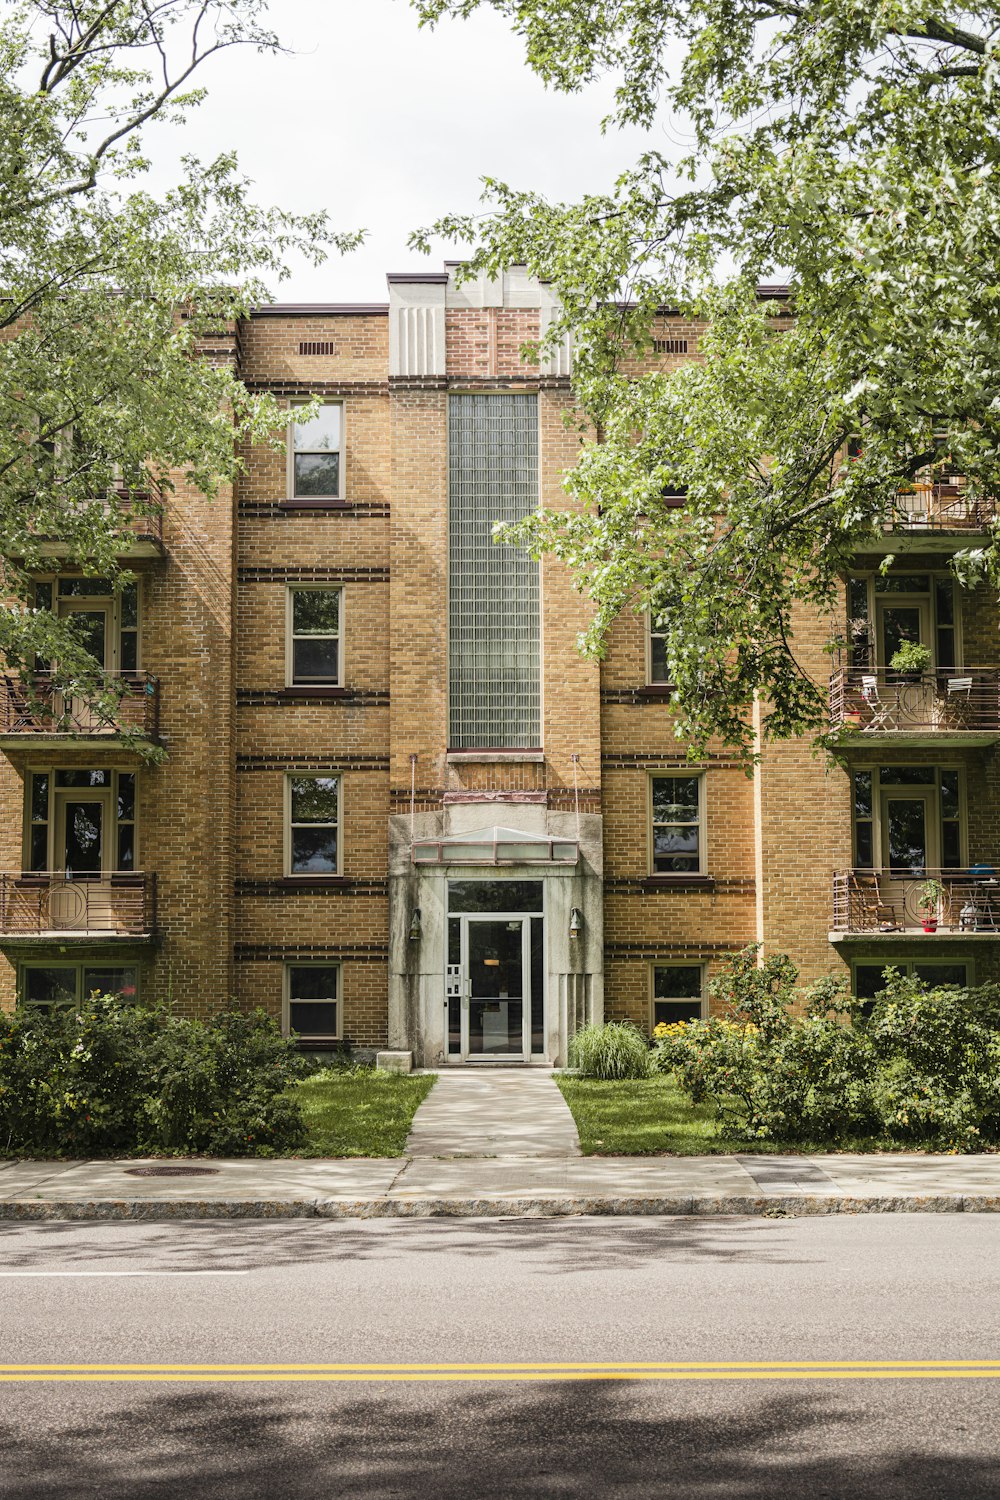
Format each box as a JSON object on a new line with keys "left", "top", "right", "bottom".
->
{"left": 570, "top": 1021, "right": 652, "bottom": 1080}
{"left": 652, "top": 945, "right": 1000, "bottom": 1150}
{"left": 0, "top": 996, "right": 310, "bottom": 1157}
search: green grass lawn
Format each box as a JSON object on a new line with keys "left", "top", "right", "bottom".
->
{"left": 295, "top": 1068, "right": 436, "bottom": 1157}
{"left": 556, "top": 1075, "right": 959, "bottom": 1156}
{"left": 556, "top": 1075, "right": 733, "bottom": 1155}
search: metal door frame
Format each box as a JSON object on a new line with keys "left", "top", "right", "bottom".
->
{"left": 459, "top": 912, "right": 531, "bottom": 1062}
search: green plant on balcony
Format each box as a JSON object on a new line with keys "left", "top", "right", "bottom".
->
{"left": 917, "top": 879, "right": 945, "bottom": 933}
{"left": 889, "top": 641, "right": 933, "bottom": 675}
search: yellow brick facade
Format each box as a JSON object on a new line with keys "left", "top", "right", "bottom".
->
{"left": 3, "top": 270, "right": 997, "bottom": 1055}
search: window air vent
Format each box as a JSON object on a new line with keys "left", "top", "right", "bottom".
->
{"left": 653, "top": 338, "right": 688, "bottom": 355}
{"left": 299, "top": 341, "right": 336, "bottom": 356}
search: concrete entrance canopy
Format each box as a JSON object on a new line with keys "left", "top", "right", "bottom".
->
{"left": 389, "top": 804, "right": 603, "bottom": 1069}
{"left": 411, "top": 825, "right": 578, "bottom": 865}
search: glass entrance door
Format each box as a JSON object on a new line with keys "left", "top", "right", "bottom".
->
{"left": 58, "top": 799, "right": 105, "bottom": 878}
{"left": 463, "top": 916, "right": 529, "bottom": 1060}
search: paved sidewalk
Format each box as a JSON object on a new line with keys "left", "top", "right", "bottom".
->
{"left": 5, "top": 1150, "right": 1000, "bottom": 1220}
{"left": 404, "top": 1068, "right": 580, "bottom": 1158}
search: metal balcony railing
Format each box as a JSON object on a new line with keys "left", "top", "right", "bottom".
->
{"left": 20, "top": 476, "right": 164, "bottom": 549}
{"left": 834, "top": 868, "right": 1000, "bottom": 935}
{"left": 0, "top": 872, "right": 156, "bottom": 937}
{"left": 829, "top": 667, "right": 1000, "bottom": 736}
{"left": 885, "top": 480, "right": 998, "bottom": 533}
{"left": 0, "top": 672, "right": 160, "bottom": 739}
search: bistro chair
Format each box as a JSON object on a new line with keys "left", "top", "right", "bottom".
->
{"left": 860, "top": 675, "right": 893, "bottom": 731}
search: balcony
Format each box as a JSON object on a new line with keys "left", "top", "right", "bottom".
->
{"left": 0, "top": 872, "right": 157, "bottom": 942}
{"left": 860, "top": 480, "right": 998, "bottom": 555}
{"left": 829, "top": 667, "right": 1000, "bottom": 745}
{"left": 18, "top": 481, "right": 165, "bottom": 561}
{"left": 832, "top": 869, "right": 1000, "bottom": 940}
{"left": 0, "top": 672, "right": 160, "bottom": 747}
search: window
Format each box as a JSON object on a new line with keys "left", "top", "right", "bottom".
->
{"left": 650, "top": 774, "right": 703, "bottom": 874}
{"left": 652, "top": 965, "right": 704, "bottom": 1028}
{"left": 285, "top": 964, "right": 340, "bottom": 1042}
{"left": 286, "top": 774, "right": 339, "bottom": 875}
{"left": 25, "top": 767, "right": 136, "bottom": 872}
{"left": 31, "top": 575, "right": 140, "bottom": 674}
{"left": 852, "top": 765, "right": 965, "bottom": 873}
{"left": 287, "top": 588, "right": 342, "bottom": 686}
{"left": 854, "top": 961, "right": 969, "bottom": 1001}
{"left": 448, "top": 393, "right": 540, "bottom": 749}
{"left": 290, "top": 402, "right": 342, "bottom": 498}
{"left": 20, "top": 964, "right": 138, "bottom": 1010}
{"left": 648, "top": 609, "right": 671, "bottom": 684}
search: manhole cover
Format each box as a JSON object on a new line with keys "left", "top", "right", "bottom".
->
{"left": 123, "top": 1165, "right": 220, "bottom": 1178}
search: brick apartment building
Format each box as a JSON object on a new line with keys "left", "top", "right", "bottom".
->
{"left": 2, "top": 265, "right": 999, "bottom": 1065}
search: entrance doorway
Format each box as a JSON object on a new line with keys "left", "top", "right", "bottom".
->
{"left": 463, "top": 915, "right": 529, "bottom": 1059}
{"left": 445, "top": 879, "right": 545, "bottom": 1063}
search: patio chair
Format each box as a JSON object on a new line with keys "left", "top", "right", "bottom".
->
{"left": 1, "top": 675, "right": 40, "bottom": 734}
{"left": 946, "top": 676, "right": 974, "bottom": 729}
{"left": 860, "top": 674, "right": 893, "bottom": 730}
{"left": 850, "top": 871, "right": 899, "bottom": 931}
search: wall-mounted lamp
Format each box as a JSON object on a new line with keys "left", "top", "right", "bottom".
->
{"left": 408, "top": 907, "right": 423, "bottom": 942}
{"left": 569, "top": 906, "right": 583, "bottom": 938}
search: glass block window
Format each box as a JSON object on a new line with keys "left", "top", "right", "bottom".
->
{"left": 285, "top": 964, "right": 340, "bottom": 1041}
{"left": 287, "top": 774, "right": 339, "bottom": 875}
{"left": 288, "top": 588, "right": 341, "bottom": 685}
{"left": 652, "top": 965, "right": 704, "bottom": 1027}
{"left": 651, "top": 774, "right": 703, "bottom": 873}
{"left": 291, "top": 403, "right": 342, "bottom": 498}
{"left": 448, "top": 393, "right": 540, "bottom": 748}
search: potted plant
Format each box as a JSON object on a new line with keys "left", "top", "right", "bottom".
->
{"left": 890, "top": 640, "right": 933, "bottom": 676}
{"left": 917, "top": 879, "right": 944, "bottom": 933}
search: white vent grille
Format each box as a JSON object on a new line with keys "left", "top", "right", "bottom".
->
{"left": 448, "top": 394, "right": 540, "bottom": 748}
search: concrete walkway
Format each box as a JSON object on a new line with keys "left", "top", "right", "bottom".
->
{"left": 6, "top": 1149, "right": 1000, "bottom": 1220}
{"left": 404, "top": 1068, "right": 580, "bottom": 1159}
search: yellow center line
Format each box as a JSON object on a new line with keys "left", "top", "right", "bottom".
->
{"left": 0, "top": 1361, "right": 999, "bottom": 1383}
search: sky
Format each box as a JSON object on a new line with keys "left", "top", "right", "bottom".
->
{"left": 141, "top": 0, "right": 671, "bottom": 304}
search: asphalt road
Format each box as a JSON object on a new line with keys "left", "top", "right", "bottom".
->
{"left": 2, "top": 1214, "right": 1000, "bottom": 1498}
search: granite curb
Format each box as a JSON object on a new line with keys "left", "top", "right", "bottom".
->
{"left": 3, "top": 1191, "right": 1000, "bottom": 1221}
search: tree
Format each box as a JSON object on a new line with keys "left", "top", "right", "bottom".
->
{"left": 412, "top": 0, "right": 1000, "bottom": 761}
{"left": 0, "top": 1, "right": 358, "bottom": 739}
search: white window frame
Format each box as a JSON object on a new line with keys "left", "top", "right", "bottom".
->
{"left": 647, "top": 610, "right": 671, "bottom": 686}
{"left": 648, "top": 771, "right": 706, "bottom": 876}
{"left": 283, "top": 961, "right": 342, "bottom": 1042}
{"left": 284, "top": 771, "right": 341, "bottom": 878}
{"left": 285, "top": 584, "right": 344, "bottom": 688}
{"left": 287, "top": 400, "right": 344, "bottom": 501}
{"left": 649, "top": 962, "right": 707, "bottom": 1030}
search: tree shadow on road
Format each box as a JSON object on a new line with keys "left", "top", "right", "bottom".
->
{"left": 0, "top": 1214, "right": 830, "bottom": 1273}
{"left": 0, "top": 1381, "right": 995, "bottom": 1499}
